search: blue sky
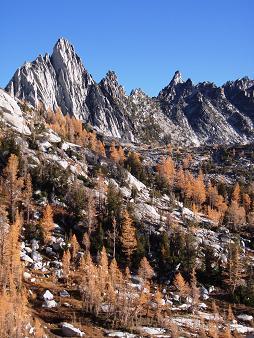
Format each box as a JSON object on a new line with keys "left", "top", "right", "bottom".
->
{"left": 0, "top": 0, "right": 253, "bottom": 96}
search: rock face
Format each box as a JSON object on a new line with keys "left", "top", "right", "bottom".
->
{"left": 0, "top": 89, "right": 31, "bottom": 135}
{"left": 6, "top": 38, "right": 254, "bottom": 145}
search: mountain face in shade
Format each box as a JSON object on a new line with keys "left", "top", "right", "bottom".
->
{"left": 6, "top": 38, "right": 254, "bottom": 145}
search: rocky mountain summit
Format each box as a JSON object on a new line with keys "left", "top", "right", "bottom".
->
{"left": 6, "top": 38, "right": 254, "bottom": 146}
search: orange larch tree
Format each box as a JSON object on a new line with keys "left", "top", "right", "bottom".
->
{"left": 41, "top": 204, "right": 55, "bottom": 243}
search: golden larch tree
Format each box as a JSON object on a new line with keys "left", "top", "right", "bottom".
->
{"left": 70, "top": 234, "right": 79, "bottom": 262}
{"left": 41, "top": 204, "right": 55, "bottom": 243}
{"left": 232, "top": 183, "right": 241, "bottom": 203}
{"left": 193, "top": 171, "right": 206, "bottom": 207}
{"left": 120, "top": 209, "right": 137, "bottom": 265}
{"left": 118, "top": 146, "right": 126, "bottom": 164}
{"left": 3, "top": 154, "right": 24, "bottom": 222}
{"left": 138, "top": 256, "right": 154, "bottom": 281}
{"left": 157, "top": 156, "right": 175, "bottom": 189}
{"left": 173, "top": 272, "right": 190, "bottom": 302}
{"left": 110, "top": 142, "right": 119, "bottom": 162}
{"left": 62, "top": 249, "right": 71, "bottom": 282}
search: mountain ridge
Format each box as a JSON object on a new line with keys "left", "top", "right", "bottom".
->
{"left": 6, "top": 38, "right": 254, "bottom": 146}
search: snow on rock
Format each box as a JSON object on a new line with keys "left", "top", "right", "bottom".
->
{"left": 0, "top": 89, "right": 31, "bottom": 135}
{"left": 39, "top": 141, "right": 52, "bottom": 152}
{"left": 42, "top": 299, "right": 58, "bottom": 308}
{"left": 61, "top": 322, "right": 85, "bottom": 337}
{"left": 31, "top": 251, "right": 42, "bottom": 262}
{"left": 20, "top": 252, "right": 33, "bottom": 263}
{"left": 61, "top": 141, "right": 81, "bottom": 151}
{"left": 43, "top": 290, "right": 54, "bottom": 301}
{"left": 230, "top": 323, "right": 254, "bottom": 334}
{"left": 138, "top": 327, "right": 166, "bottom": 335}
{"left": 24, "top": 246, "right": 32, "bottom": 254}
{"left": 237, "top": 314, "right": 253, "bottom": 322}
{"left": 107, "top": 332, "right": 137, "bottom": 338}
{"left": 31, "top": 239, "right": 39, "bottom": 251}
{"left": 33, "top": 261, "right": 44, "bottom": 270}
{"left": 170, "top": 316, "right": 201, "bottom": 328}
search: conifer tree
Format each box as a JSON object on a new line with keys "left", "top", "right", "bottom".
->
{"left": 193, "top": 171, "right": 206, "bottom": 207}
{"left": 109, "top": 257, "right": 123, "bottom": 288}
{"left": 86, "top": 192, "right": 96, "bottom": 235}
{"left": 81, "top": 252, "right": 99, "bottom": 314}
{"left": 175, "top": 166, "right": 185, "bottom": 195}
{"left": 190, "top": 268, "right": 200, "bottom": 313}
{"left": 70, "top": 234, "right": 79, "bottom": 262}
{"left": 207, "top": 183, "right": 219, "bottom": 209}
{"left": 184, "top": 171, "right": 195, "bottom": 201}
{"left": 223, "top": 242, "right": 246, "bottom": 295}
{"left": 208, "top": 322, "right": 219, "bottom": 338}
{"left": 118, "top": 146, "right": 126, "bottom": 164}
{"left": 173, "top": 272, "right": 190, "bottom": 302}
{"left": 126, "top": 151, "right": 143, "bottom": 180}
{"left": 98, "top": 246, "right": 109, "bottom": 290}
{"left": 154, "top": 289, "right": 164, "bottom": 323}
{"left": 9, "top": 212, "right": 23, "bottom": 289}
{"left": 23, "top": 173, "right": 33, "bottom": 223}
{"left": 169, "top": 321, "right": 179, "bottom": 338}
{"left": 107, "top": 217, "right": 118, "bottom": 258}
{"left": 138, "top": 256, "right": 154, "bottom": 281}
{"left": 243, "top": 193, "right": 251, "bottom": 212}
{"left": 120, "top": 209, "right": 137, "bottom": 265}
{"left": 182, "top": 153, "right": 192, "bottom": 169}
{"left": 110, "top": 142, "right": 119, "bottom": 162}
{"left": 232, "top": 183, "right": 241, "bottom": 203}
{"left": 96, "top": 140, "right": 106, "bottom": 157}
{"left": 34, "top": 318, "right": 45, "bottom": 338}
{"left": 41, "top": 204, "right": 55, "bottom": 243}
{"left": 62, "top": 249, "right": 71, "bottom": 282}
{"left": 157, "top": 156, "right": 175, "bottom": 189}
{"left": 227, "top": 304, "right": 235, "bottom": 322}
{"left": 199, "top": 319, "right": 208, "bottom": 338}
{"left": 2, "top": 154, "right": 24, "bottom": 222}
{"left": 82, "top": 231, "right": 91, "bottom": 252}
{"left": 227, "top": 200, "right": 246, "bottom": 231}
{"left": 222, "top": 326, "right": 232, "bottom": 338}
{"left": 88, "top": 131, "right": 97, "bottom": 151}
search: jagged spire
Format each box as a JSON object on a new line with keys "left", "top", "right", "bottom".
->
{"left": 170, "top": 70, "right": 184, "bottom": 86}
{"left": 54, "top": 37, "right": 74, "bottom": 51}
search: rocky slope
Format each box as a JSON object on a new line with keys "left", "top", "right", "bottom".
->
{"left": 6, "top": 38, "right": 254, "bottom": 146}
{"left": 1, "top": 88, "right": 254, "bottom": 337}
